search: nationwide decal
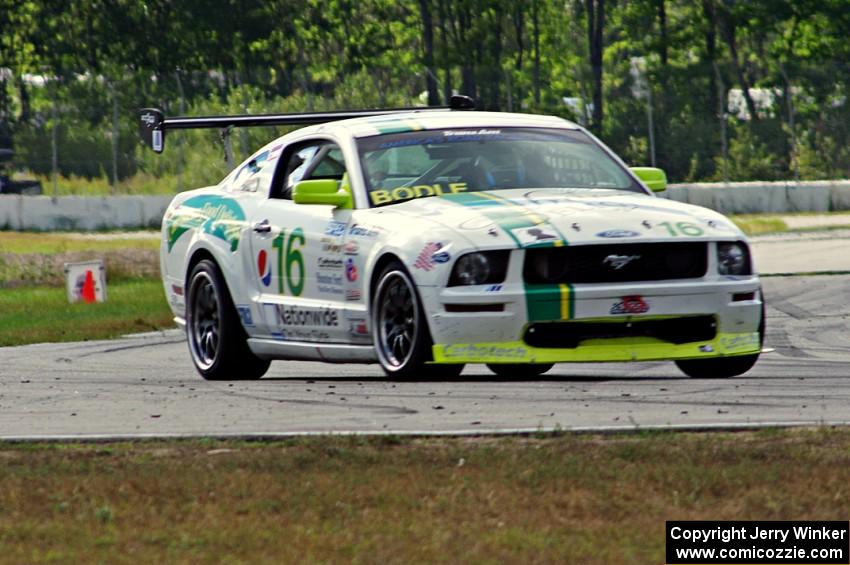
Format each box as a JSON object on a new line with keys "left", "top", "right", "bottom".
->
{"left": 273, "top": 304, "right": 339, "bottom": 327}
{"left": 257, "top": 250, "right": 272, "bottom": 286}
{"left": 597, "top": 230, "right": 640, "bottom": 239}
{"left": 485, "top": 284, "right": 503, "bottom": 292}
{"left": 165, "top": 195, "right": 246, "bottom": 252}
{"left": 413, "top": 242, "right": 446, "bottom": 271}
{"left": 610, "top": 296, "right": 650, "bottom": 315}
{"left": 345, "top": 258, "right": 358, "bottom": 282}
{"left": 441, "top": 344, "right": 528, "bottom": 360}
{"left": 236, "top": 305, "right": 254, "bottom": 327}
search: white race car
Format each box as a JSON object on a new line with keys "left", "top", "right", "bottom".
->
{"left": 140, "top": 97, "right": 763, "bottom": 380}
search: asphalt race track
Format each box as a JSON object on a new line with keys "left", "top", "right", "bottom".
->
{"left": 2, "top": 230, "right": 849, "bottom": 440}
{"left": 0, "top": 268, "right": 847, "bottom": 440}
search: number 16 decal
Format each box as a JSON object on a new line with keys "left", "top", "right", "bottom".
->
{"left": 271, "top": 228, "right": 305, "bottom": 296}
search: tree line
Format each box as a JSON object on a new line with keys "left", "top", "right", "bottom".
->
{"left": 1, "top": 0, "right": 849, "bottom": 189}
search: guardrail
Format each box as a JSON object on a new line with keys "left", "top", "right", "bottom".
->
{"left": 663, "top": 180, "right": 850, "bottom": 214}
{"left": 1, "top": 180, "right": 850, "bottom": 230}
{"left": 0, "top": 195, "right": 172, "bottom": 231}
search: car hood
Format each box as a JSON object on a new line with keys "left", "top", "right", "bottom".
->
{"left": 384, "top": 188, "right": 744, "bottom": 248}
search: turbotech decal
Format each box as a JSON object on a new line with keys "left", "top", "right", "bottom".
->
{"left": 166, "top": 195, "right": 246, "bottom": 252}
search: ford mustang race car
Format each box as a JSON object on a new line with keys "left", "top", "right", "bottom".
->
{"left": 139, "top": 96, "right": 764, "bottom": 380}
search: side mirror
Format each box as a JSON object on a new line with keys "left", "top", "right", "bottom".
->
{"left": 293, "top": 179, "right": 352, "bottom": 208}
{"left": 630, "top": 167, "right": 667, "bottom": 192}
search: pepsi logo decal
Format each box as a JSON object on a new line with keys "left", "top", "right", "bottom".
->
{"left": 258, "top": 250, "right": 271, "bottom": 286}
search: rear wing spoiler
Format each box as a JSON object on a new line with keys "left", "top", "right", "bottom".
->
{"left": 138, "top": 95, "right": 475, "bottom": 154}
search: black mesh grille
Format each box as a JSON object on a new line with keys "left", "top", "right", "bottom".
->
{"left": 524, "top": 242, "right": 707, "bottom": 284}
{"left": 524, "top": 316, "right": 717, "bottom": 348}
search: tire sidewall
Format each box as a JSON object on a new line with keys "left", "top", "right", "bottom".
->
{"left": 371, "top": 262, "right": 431, "bottom": 377}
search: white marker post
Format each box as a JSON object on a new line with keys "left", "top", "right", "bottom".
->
{"left": 64, "top": 260, "right": 107, "bottom": 303}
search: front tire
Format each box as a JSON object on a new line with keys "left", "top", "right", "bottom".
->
{"left": 372, "top": 261, "right": 461, "bottom": 379}
{"left": 487, "top": 363, "right": 554, "bottom": 378}
{"left": 675, "top": 295, "right": 765, "bottom": 379}
{"left": 186, "top": 259, "right": 270, "bottom": 380}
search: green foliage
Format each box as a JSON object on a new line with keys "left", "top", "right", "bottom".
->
{"left": 715, "top": 124, "right": 785, "bottom": 181}
{"left": 1, "top": 0, "right": 850, "bottom": 187}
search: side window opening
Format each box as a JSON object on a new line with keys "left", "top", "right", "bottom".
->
{"left": 270, "top": 141, "right": 348, "bottom": 200}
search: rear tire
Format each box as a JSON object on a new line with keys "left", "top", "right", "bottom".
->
{"left": 186, "top": 259, "right": 270, "bottom": 380}
{"left": 487, "top": 363, "right": 554, "bottom": 378}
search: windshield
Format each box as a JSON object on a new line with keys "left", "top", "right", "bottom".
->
{"left": 357, "top": 127, "right": 643, "bottom": 207}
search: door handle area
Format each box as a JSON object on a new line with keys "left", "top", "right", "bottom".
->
{"left": 253, "top": 220, "right": 272, "bottom": 234}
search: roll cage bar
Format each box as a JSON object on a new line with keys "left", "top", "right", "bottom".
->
{"left": 138, "top": 94, "right": 476, "bottom": 169}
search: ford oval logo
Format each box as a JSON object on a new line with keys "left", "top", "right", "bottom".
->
{"left": 596, "top": 230, "right": 640, "bottom": 238}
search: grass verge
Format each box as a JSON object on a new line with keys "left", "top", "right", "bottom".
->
{"left": 730, "top": 215, "right": 788, "bottom": 235}
{"left": 0, "top": 231, "right": 159, "bottom": 254}
{"left": 0, "top": 279, "right": 174, "bottom": 346}
{"left": 0, "top": 428, "right": 848, "bottom": 563}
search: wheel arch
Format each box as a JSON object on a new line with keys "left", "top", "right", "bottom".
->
{"left": 185, "top": 247, "right": 218, "bottom": 287}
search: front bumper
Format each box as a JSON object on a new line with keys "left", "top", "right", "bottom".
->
{"left": 425, "top": 277, "right": 763, "bottom": 364}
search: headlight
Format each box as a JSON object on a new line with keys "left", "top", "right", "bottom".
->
{"left": 448, "top": 251, "right": 510, "bottom": 286}
{"left": 717, "top": 242, "right": 751, "bottom": 275}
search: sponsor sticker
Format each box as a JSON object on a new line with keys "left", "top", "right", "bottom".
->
{"left": 346, "top": 289, "right": 362, "bottom": 301}
{"left": 317, "top": 257, "right": 344, "bottom": 270}
{"left": 610, "top": 295, "right": 649, "bottom": 315}
{"left": 152, "top": 129, "right": 163, "bottom": 152}
{"left": 485, "top": 284, "right": 503, "bottom": 292}
{"left": 343, "top": 241, "right": 359, "bottom": 255}
{"left": 442, "top": 344, "right": 528, "bottom": 360}
{"left": 349, "top": 318, "right": 369, "bottom": 336}
{"left": 270, "top": 304, "right": 339, "bottom": 327}
{"left": 597, "top": 230, "right": 640, "bottom": 238}
{"left": 321, "top": 238, "right": 342, "bottom": 253}
{"left": 413, "top": 242, "right": 447, "bottom": 271}
{"left": 317, "top": 272, "right": 344, "bottom": 295}
{"left": 325, "top": 221, "right": 347, "bottom": 237}
{"left": 721, "top": 334, "right": 760, "bottom": 351}
{"left": 345, "top": 258, "right": 358, "bottom": 282}
{"left": 257, "top": 250, "right": 272, "bottom": 286}
{"left": 369, "top": 182, "right": 468, "bottom": 206}
{"left": 349, "top": 223, "right": 381, "bottom": 238}
{"left": 236, "top": 305, "right": 254, "bottom": 327}
{"left": 510, "top": 225, "right": 558, "bottom": 246}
